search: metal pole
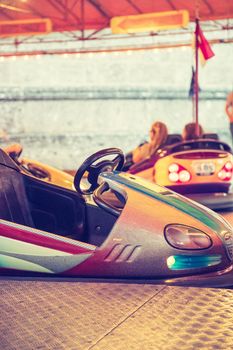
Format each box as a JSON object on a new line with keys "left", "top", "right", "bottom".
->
{"left": 192, "top": 93, "right": 195, "bottom": 122}
{"left": 81, "top": 0, "right": 84, "bottom": 40}
{"left": 195, "top": 18, "right": 199, "bottom": 137}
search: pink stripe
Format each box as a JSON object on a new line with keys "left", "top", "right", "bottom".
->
{"left": 0, "top": 222, "right": 94, "bottom": 254}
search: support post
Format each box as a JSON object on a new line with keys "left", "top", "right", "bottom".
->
{"left": 195, "top": 18, "right": 199, "bottom": 137}
{"left": 81, "top": 0, "right": 84, "bottom": 40}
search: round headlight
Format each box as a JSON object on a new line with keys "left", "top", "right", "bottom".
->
{"left": 165, "top": 224, "right": 212, "bottom": 250}
{"left": 168, "top": 172, "right": 179, "bottom": 182}
{"left": 178, "top": 170, "right": 191, "bottom": 183}
{"left": 168, "top": 163, "right": 179, "bottom": 173}
{"left": 225, "top": 162, "right": 233, "bottom": 170}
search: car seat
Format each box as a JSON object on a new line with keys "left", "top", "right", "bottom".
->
{"left": 0, "top": 148, "right": 85, "bottom": 240}
{"left": 202, "top": 133, "right": 219, "bottom": 140}
{"left": 164, "top": 134, "right": 183, "bottom": 145}
{"left": 0, "top": 149, "right": 34, "bottom": 227}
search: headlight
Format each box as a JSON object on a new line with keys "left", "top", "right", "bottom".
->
{"left": 165, "top": 224, "right": 212, "bottom": 250}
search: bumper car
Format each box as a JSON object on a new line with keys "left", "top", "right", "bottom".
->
{"left": 1, "top": 145, "right": 233, "bottom": 287}
{"left": 125, "top": 135, "right": 233, "bottom": 211}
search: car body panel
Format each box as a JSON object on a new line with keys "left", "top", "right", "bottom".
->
{"left": 21, "top": 157, "right": 75, "bottom": 190}
{"left": 0, "top": 220, "right": 95, "bottom": 274}
{"left": 128, "top": 139, "right": 233, "bottom": 210}
{"left": 154, "top": 149, "right": 233, "bottom": 190}
{"left": 1, "top": 148, "right": 233, "bottom": 286}
{"left": 1, "top": 171, "right": 233, "bottom": 278}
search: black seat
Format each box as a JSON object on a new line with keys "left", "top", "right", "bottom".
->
{"left": 24, "top": 175, "right": 85, "bottom": 239}
{"left": 0, "top": 149, "right": 34, "bottom": 227}
{"left": 203, "top": 133, "right": 219, "bottom": 140}
{"left": 0, "top": 148, "right": 85, "bottom": 240}
{"left": 165, "top": 134, "right": 182, "bottom": 145}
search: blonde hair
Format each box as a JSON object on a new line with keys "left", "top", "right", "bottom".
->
{"left": 132, "top": 121, "right": 168, "bottom": 163}
{"left": 149, "top": 121, "right": 168, "bottom": 155}
{"left": 182, "top": 123, "right": 203, "bottom": 141}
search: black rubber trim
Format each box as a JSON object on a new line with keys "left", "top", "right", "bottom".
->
{"left": 93, "top": 182, "right": 122, "bottom": 217}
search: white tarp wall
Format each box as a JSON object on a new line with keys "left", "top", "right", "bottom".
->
{"left": 0, "top": 44, "right": 232, "bottom": 169}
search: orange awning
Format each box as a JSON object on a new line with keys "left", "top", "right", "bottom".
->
{"left": 0, "top": 1, "right": 232, "bottom": 56}
{"left": 0, "top": 0, "right": 232, "bottom": 35}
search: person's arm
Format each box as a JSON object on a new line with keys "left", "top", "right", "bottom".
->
{"left": 132, "top": 143, "right": 150, "bottom": 163}
{"left": 225, "top": 92, "right": 233, "bottom": 122}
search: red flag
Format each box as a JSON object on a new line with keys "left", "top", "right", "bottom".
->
{"left": 195, "top": 22, "right": 215, "bottom": 61}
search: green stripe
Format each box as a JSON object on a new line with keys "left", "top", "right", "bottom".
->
{"left": 167, "top": 255, "right": 222, "bottom": 270}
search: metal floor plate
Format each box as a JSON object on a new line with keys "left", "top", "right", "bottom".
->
{"left": 1, "top": 280, "right": 233, "bottom": 350}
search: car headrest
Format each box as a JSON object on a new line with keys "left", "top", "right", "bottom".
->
{"left": 0, "top": 148, "right": 20, "bottom": 171}
{"left": 165, "top": 134, "right": 183, "bottom": 145}
{"left": 202, "top": 133, "right": 219, "bottom": 140}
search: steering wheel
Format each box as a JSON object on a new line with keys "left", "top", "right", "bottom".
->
{"left": 74, "top": 148, "right": 125, "bottom": 195}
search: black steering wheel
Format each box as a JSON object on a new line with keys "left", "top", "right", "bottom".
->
{"left": 74, "top": 148, "right": 125, "bottom": 195}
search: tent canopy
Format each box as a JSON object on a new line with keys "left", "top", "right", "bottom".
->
{"left": 0, "top": 0, "right": 233, "bottom": 34}
{"left": 0, "top": 1, "right": 232, "bottom": 56}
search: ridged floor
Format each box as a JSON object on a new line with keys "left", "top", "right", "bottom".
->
{"left": 1, "top": 280, "right": 233, "bottom": 350}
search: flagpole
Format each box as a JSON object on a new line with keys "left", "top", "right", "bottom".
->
{"left": 195, "top": 18, "right": 199, "bottom": 137}
{"left": 192, "top": 92, "right": 195, "bottom": 122}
